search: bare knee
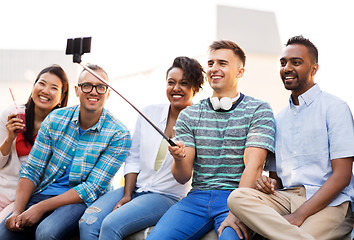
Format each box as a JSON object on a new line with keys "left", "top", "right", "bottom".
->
{"left": 79, "top": 206, "right": 102, "bottom": 226}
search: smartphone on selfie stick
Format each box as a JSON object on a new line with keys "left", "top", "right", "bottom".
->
{"left": 65, "top": 37, "right": 176, "bottom": 146}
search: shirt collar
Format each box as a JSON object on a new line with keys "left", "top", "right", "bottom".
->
{"left": 72, "top": 105, "right": 80, "bottom": 124}
{"left": 290, "top": 84, "right": 321, "bottom": 107}
{"left": 72, "top": 105, "right": 106, "bottom": 132}
{"left": 91, "top": 109, "right": 106, "bottom": 132}
{"left": 160, "top": 104, "right": 170, "bottom": 124}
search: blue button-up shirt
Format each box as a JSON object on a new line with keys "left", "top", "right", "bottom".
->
{"left": 267, "top": 84, "right": 354, "bottom": 207}
{"left": 20, "top": 105, "right": 131, "bottom": 205}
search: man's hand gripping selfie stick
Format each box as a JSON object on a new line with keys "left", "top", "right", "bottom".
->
{"left": 66, "top": 37, "right": 176, "bottom": 146}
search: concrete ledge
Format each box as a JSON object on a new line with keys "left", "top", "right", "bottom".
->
{"left": 124, "top": 227, "right": 218, "bottom": 240}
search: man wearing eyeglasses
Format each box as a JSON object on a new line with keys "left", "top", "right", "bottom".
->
{"left": 0, "top": 64, "right": 131, "bottom": 240}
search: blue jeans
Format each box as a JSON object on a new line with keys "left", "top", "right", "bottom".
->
{"left": 147, "top": 190, "right": 241, "bottom": 240}
{"left": 0, "top": 193, "right": 86, "bottom": 240}
{"left": 79, "top": 187, "right": 178, "bottom": 240}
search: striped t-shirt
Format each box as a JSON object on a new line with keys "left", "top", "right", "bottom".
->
{"left": 175, "top": 93, "right": 275, "bottom": 191}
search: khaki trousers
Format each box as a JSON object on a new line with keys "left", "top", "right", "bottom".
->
{"left": 228, "top": 187, "right": 353, "bottom": 240}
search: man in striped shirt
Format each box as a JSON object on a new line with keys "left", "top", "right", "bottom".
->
{"left": 147, "top": 40, "right": 275, "bottom": 240}
{"left": 0, "top": 64, "right": 131, "bottom": 240}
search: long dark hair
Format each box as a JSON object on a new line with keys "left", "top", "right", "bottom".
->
{"left": 24, "top": 65, "right": 69, "bottom": 145}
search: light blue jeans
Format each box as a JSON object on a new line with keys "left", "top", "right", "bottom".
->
{"left": 79, "top": 187, "right": 178, "bottom": 240}
{"left": 146, "top": 190, "right": 241, "bottom": 240}
{"left": 0, "top": 193, "right": 86, "bottom": 240}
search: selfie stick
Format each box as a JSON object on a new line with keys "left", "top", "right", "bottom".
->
{"left": 66, "top": 37, "right": 176, "bottom": 146}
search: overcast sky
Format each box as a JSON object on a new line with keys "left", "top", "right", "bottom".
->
{"left": 1, "top": 0, "right": 353, "bottom": 110}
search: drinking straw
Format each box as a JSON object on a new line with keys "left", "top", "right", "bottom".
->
{"left": 9, "top": 88, "right": 18, "bottom": 111}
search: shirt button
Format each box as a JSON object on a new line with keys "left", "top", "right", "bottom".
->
{"left": 52, "top": 179, "right": 56, "bottom": 182}
{"left": 63, "top": 166, "right": 67, "bottom": 169}
{"left": 294, "top": 151, "right": 297, "bottom": 155}
{"left": 72, "top": 149, "right": 75, "bottom": 152}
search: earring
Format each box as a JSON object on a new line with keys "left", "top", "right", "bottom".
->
{"left": 58, "top": 103, "right": 61, "bottom": 108}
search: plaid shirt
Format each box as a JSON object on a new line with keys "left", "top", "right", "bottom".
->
{"left": 20, "top": 105, "right": 131, "bottom": 205}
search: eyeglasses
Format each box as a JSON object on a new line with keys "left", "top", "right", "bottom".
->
{"left": 78, "top": 83, "right": 108, "bottom": 94}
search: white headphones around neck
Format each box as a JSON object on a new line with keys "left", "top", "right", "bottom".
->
{"left": 210, "top": 95, "right": 240, "bottom": 111}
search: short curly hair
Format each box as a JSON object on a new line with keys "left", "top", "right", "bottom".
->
{"left": 166, "top": 56, "right": 205, "bottom": 94}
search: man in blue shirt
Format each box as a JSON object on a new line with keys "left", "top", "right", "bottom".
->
{"left": 0, "top": 64, "right": 131, "bottom": 240}
{"left": 228, "top": 36, "right": 354, "bottom": 239}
